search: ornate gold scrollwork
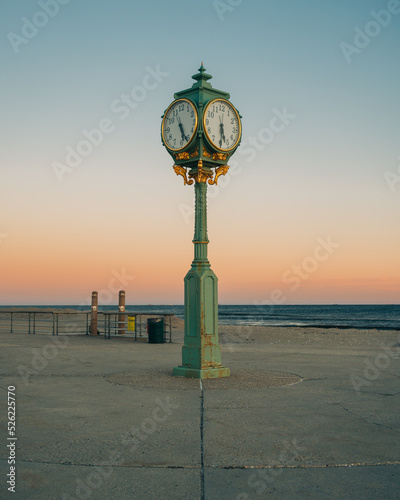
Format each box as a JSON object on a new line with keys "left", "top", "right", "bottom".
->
{"left": 175, "top": 152, "right": 190, "bottom": 160}
{"left": 212, "top": 152, "right": 228, "bottom": 161}
{"left": 190, "top": 146, "right": 199, "bottom": 158}
{"left": 202, "top": 147, "right": 211, "bottom": 158}
{"left": 189, "top": 160, "right": 213, "bottom": 184}
{"left": 173, "top": 165, "right": 193, "bottom": 185}
{"left": 208, "top": 165, "right": 230, "bottom": 185}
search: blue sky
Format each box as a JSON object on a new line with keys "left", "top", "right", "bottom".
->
{"left": 1, "top": 0, "right": 399, "bottom": 304}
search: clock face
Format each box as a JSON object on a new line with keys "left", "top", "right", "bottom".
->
{"left": 203, "top": 99, "right": 241, "bottom": 152}
{"left": 161, "top": 99, "right": 198, "bottom": 151}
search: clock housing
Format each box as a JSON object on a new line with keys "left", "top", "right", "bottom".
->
{"left": 161, "top": 65, "right": 242, "bottom": 173}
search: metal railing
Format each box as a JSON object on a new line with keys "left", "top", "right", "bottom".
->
{"left": 0, "top": 310, "right": 173, "bottom": 342}
{"left": 0, "top": 311, "right": 89, "bottom": 335}
{"left": 101, "top": 312, "right": 172, "bottom": 342}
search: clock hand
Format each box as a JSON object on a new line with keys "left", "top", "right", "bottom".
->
{"left": 219, "top": 123, "right": 226, "bottom": 147}
{"left": 219, "top": 115, "right": 226, "bottom": 142}
{"left": 178, "top": 122, "right": 189, "bottom": 142}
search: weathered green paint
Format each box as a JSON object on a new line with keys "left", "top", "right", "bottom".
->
{"left": 173, "top": 181, "right": 230, "bottom": 378}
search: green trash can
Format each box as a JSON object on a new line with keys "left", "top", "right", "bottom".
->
{"left": 147, "top": 318, "right": 164, "bottom": 343}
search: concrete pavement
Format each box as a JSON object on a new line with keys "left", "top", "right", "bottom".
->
{"left": 0, "top": 329, "right": 399, "bottom": 499}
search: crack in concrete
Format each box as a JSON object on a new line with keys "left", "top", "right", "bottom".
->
{"left": 2, "top": 458, "right": 399, "bottom": 470}
{"left": 212, "top": 461, "right": 400, "bottom": 470}
{"left": 373, "top": 391, "right": 400, "bottom": 397}
{"left": 341, "top": 405, "right": 399, "bottom": 432}
{"left": 0, "top": 373, "right": 102, "bottom": 378}
{"left": 200, "top": 379, "right": 205, "bottom": 500}
{"left": 0, "top": 458, "right": 199, "bottom": 469}
{"left": 354, "top": 389, "right": 400, "bottom": 397}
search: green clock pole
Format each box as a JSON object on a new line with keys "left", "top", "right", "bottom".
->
{"left": 161, "top": 65, "right": 242, "bottom": 378}
{"left": 173, "top": 174, "right": 229, "bottom": 378}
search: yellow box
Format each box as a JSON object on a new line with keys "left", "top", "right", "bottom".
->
{"left": 127, "top": 316, "right": 135, "bottom": 332}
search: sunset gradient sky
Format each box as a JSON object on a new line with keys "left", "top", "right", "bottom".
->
{"left": 1, "top": 0, "right": 399, "bottom": 305}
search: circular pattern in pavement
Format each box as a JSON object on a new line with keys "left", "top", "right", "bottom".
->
{"left": 104, "top": 369, "right": 302, "bottom": 390}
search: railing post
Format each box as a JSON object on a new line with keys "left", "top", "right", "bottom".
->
{"left": 118, "top": 290, "right": 125, "bottom": 335}
{"left": 90, "top": 291, "right": 98, "bottom": 335}
{"left": 134, "top": 315, "right": 137, "bottom": 341}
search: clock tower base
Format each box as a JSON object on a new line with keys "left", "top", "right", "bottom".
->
{"left": 173, "top": 264, "right": 230, "bottom": 379}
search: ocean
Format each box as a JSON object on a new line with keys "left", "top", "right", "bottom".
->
{"left": 1, "top": 304, "right": 399, "bottom": 330}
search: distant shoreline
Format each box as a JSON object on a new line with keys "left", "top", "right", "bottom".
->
{"left": 0, "top": 305, "right": 398, "bottom": 332}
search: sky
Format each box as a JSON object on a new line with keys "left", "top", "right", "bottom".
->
{"left": 1, "top": 0, "right": 399, "bottom": 305}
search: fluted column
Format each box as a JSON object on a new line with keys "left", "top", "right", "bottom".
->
{"left": 193, "top": 181, "right": 209, "bottom": 264}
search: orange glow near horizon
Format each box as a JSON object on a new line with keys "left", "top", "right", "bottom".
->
{"left": 1, "top": 220, "right": 398, "bottom": 305}
{"left": 1, "top": 188, "right": 400, "bottom": 305}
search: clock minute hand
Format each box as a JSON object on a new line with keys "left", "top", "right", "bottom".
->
{"left": 178, "top": 122, "right": 187, "bottom": 142}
